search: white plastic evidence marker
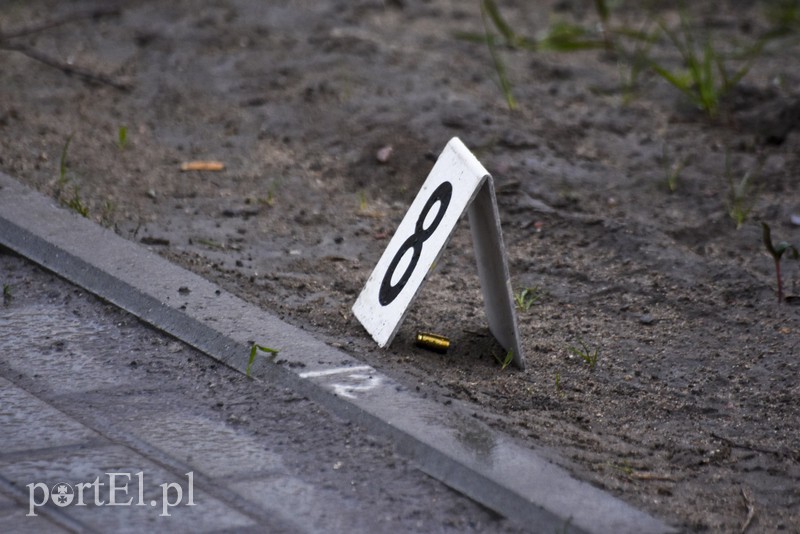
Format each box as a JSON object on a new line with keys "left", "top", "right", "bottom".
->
{"left": 352, "top": 137, "right": 524, "bottom": 369}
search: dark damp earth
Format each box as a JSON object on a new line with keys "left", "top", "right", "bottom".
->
{"left": 2, "top": 1, "right": 799, "bottom": 531}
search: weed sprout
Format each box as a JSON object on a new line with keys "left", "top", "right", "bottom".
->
{"left": 2, "top": 284, "right": 12, "bottom": 306}
{"left": 514, "top": 286, "right": 543, "bottom": 311}
{"left": 568, "top": 339, "right": 600, "bottom": 370}
{"left": 725, "top": 152, "right": 761, "bottom": 229}
{"left": 493, "top": 349, "right": 514, "bottom": 370}
{"left": 117, "top": 126, "right": 128, "bottom": 150}
{"left": 246, "top": 343, "right": 280, "bottom": 377}
{"left": 762, "top": 222, "right": 799, "bottom": 304}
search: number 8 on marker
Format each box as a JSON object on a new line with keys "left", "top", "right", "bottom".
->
{"left": 378, "top": 181, "right": 452, "bottom": 306}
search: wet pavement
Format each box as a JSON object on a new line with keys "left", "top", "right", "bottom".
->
{"left": 0, "top": 251, "right": 519, "bottom": 533}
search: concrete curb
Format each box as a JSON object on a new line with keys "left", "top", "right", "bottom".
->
{"left": 0, "top": 172, "right": 676, "bottom": 534}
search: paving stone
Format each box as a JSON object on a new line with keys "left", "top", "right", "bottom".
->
{"left": 0, "top": 445, "right": 257, "bottom": 533}
{"left": 0, "top": 377, "right": 100, "bottom": 454}
{"left": 229, "top": 475, "right": 371, "bottom": 533}
{"left": 0, "top": 305, "right": 144, "bottom": 396}
{"left": 127, "top": 412, "right": 284, "bottom": 479}
{"left": 0, "top": 505, "right": 70, "bottom": 534}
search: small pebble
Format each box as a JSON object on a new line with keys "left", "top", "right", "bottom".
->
{"left": 376, "top": 145, "right": 393, "bottom": 163}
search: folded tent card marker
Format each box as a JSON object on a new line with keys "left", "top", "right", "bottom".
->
{"left": 352, "top": 137, "right": 525, "bottom": 369}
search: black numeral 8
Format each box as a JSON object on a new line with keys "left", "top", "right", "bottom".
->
{"left": 379, "top": 181, "right": 452, "bottom": 306}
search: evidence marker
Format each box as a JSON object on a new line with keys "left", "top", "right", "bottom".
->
{"left": 352, "top": 137, "right": 525, "bottom": 369}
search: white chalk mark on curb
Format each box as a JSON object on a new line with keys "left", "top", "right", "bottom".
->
{"left": 298, "top": 366, "right": 373, "bottom": 379}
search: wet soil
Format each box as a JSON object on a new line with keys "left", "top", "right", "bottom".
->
{"left": 1, "top": 1, "right": 799, "bottom": 531}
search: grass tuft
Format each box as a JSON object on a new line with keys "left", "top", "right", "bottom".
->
{"left": 514, "top": 286, "right": 543, "bottom": 311}
{"left": 648, "top": 6, "right": 768, "bottom": 118}
{"left": 479, "top": 0, "right": 518, "bottom": 110}
{"left": 56, "top": 134, "right": 90, "bottom": 218}
{"left": 2, "top": 284, "right": 12, "bottom": 306}
{"left": 464, "top": 2, "right": 787, "bottom": 116}
{"left": 66, "top": 189, "right": 90, "bottom": 218}
{"left": 555, "top": 372, "right": 564, "bottom": 396}
{"left": 568, "top": 339, "right": 600, "bottom": 370}
{"left": 662, "top": 143, "right": 688, "bottom": 193}
{"left": 724, "top": 152, "right": 761, "bottom": 229}
{"left": 493, "top": 348, "right": 514, "bottom": 370}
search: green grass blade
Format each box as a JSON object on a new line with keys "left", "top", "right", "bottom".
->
{"left": 649, "top": 62, "right": 693, "bottom": 95}
{"left": 482, "top": 0, "right": 517, "bottom": 46}
{"left": 59, "top": 134, "right": 74, "bottom": 182}
{"left": 699, "top": 39, "right": 718, "bottom": 114}
{"left": 493, "top": 349, "right": 514, "bottom": 370}
{"left": 117, "top": 126, "right": 128, "bottom": 150}
{"left": 246, "top": 343, "right": 280, "bottom": 377}
{"left": 480, "top": 1, "right": 517, "bottom": 110}
{"left": 538, "top": 22, "right": 606, "bottom": 52}
{"left": 594, "top": 0, "right": 610, "bottom": 24}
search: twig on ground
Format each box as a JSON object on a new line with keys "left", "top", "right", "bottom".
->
{"left": 0, "top": 7, "right": 120, "bottom": 41}
{"left": 0, "top": 6, "right": 130, "bottom": 91}
{"left": 629, "top": 471, "right": 676, "bottom": 481}
{"left": 462, "top": 329, "right": 488, "bottom": 337}
{"left": 740, "top": 485, "right": 756, "bottom": 533}
{"left": 0, "top": 42, "right": 131, "bottom": 91}
{"left": 710, "top": 432, "right": 786, "bottom": 457}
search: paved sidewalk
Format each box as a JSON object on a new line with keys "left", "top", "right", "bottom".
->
{"left": 0, "top": 251, "right": 518, "bottom": 533}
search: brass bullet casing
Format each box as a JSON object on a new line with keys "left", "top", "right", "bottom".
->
{"left": 415, "top": 332, "right": 450, "bottom": 354}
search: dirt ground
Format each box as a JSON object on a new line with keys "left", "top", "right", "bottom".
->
{"left": 1, "top": 0, "right": 799, "bottom": 531}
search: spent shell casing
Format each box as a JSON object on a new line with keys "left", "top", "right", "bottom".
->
{"left": 415, "top": 332, "right": 450, "bottom": 353}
